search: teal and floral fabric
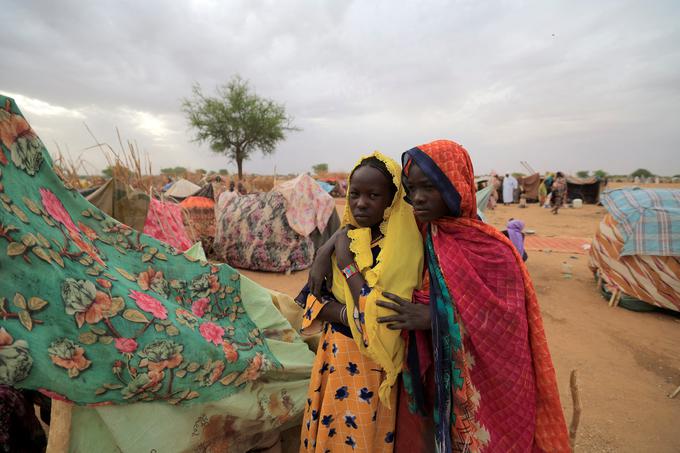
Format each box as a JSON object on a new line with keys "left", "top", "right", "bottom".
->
{"left": 0, "top": 95, "right": 283, "bottom": 406}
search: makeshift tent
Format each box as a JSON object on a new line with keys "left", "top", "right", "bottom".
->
{"left": 588, "top": 188, "right": 680, "bottom": 312}
{"left": 0, "top": 95, "right": 314, "bottom": 451}
{"left": 519, "top": 173, "right": 541, "bottom": 202}
{"left": 566, "top": 176, "right": 603, "bottom": 204}
{"left": 86, "top": 178, "right": 150, "bottom": 231}
{"left": 213, "top": 192, "right": 316, "bottom": 272}
{"left": 164, "top": 178, "right": 200, "bottom": 199}
{"left": 310, "top": 209, "right": 341, "bottom": 252}
{"left": 275, "top": 174, "right": 336, "bottom": 237}
{"left": 213, "top": 174, "right": 337, "bottom": 272}
{"left": 193, "top": 182, "right": 215, "bottom": 200}
{"left": 180, "top": 195, "right": 216, "bottom": 251}
{"left": 142, "top": 197, "right": 194, "bottom": 251}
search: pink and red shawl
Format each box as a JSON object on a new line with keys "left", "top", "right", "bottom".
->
{"left": 142, "top": 198, "right": 193, "bottom": 251}
{"left": 398, "top": 140, "right": 569, "bottom": 453}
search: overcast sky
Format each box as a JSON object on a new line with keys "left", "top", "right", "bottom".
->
{"left": 1, "top": 0, "right": 679, "bottom": 176}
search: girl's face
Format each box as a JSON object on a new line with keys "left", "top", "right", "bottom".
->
{"left": 349, "top": 166, "right": 394, "bottom": 228}
{"left": 405, "top": 162, "right": 451, "bottom": 222}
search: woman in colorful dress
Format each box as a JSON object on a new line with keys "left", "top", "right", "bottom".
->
{"left": 551, "top": 172, "right": 568, "bottom": 214}
{"left": 376, "top": 140, "right": 570, "bottom": 452}
{"left": 297, "top": 152, "right": 423, "bottom": 452}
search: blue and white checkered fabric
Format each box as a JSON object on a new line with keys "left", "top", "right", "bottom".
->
{"left": 601, "top": 188, "right": 680, "bottom": 257}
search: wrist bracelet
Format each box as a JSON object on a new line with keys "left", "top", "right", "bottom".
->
{"left": 340, "top": 305, "right": 348, "bottom": 325}
{"left": 340, "top": 262, "right": 359, "bottom": 279}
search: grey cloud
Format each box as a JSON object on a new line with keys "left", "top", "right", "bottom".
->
{"left": 1, "top": 0, "right": 679, "bottom": 177}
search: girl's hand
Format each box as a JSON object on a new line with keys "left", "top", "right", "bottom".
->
{"left": 376, "top": 292, "right": 431, "bottom": 330}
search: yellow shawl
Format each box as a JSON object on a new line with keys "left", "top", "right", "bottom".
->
{"left": 331, "top": 151, "right": 423, "bottom": 407}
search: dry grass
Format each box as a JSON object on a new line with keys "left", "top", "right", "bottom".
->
{"left": 84, "top": 124, "right": 154, "bottom": 192}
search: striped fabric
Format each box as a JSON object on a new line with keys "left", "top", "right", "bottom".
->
{"left": 589, "top": 214, "right": 680, "bottom": 312}
{"left": 601, "top": 188, "right": 680, "bottom": 257}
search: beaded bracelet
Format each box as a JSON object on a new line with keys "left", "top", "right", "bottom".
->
{"left": 340, "top": 262, "right": 359, "bottom": 279}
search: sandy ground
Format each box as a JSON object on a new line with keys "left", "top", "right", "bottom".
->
{"left": 242, "top": 193, "right": 680, "bottom": 453}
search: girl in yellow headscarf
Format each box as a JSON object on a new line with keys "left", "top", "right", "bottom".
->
{"left": 296, "top": 152, "right": 423, "bottom": 453}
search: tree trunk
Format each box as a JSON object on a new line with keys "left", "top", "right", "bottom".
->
{"left": 236, "top": 158, "right": 243, "bottom": 180}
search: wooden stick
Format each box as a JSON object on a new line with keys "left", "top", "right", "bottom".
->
{"left": 608, "top": 288, "right": 620, "bottom": 307}
{"left": 569, "top": 369, "right": 582, "bottom": 452}
{"left": 670, "top": 384, "right": 680, "bottom": 399}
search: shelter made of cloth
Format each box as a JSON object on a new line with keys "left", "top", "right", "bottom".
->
{"left": 600, "top": 188, "right": 680, "bottom": 257}
{"left": 274, "top": 174, "right": 336, "bottom": 237}
{"left": 85, "top": 178, "right": 150, "bottom": 232}
{"left": 213, "top": 191, "right": 316, "bottom": 272}
{"left": 164, "top": 178, "right": 200, "bottom": 199}
{"left": 0, "top": 95, "right": 315, "bottom": 451}
{"left": 589, "top": 212, "right": 680, "bottom": 312}
{"left": 519, "top": 173, "right": 541, "bottom": 202}
{"left": 566, "top": 176, "right": 603, "bottom": 204}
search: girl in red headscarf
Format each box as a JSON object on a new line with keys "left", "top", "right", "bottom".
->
{"left": 376, "top": 140, "right": 570, "bottom": 453}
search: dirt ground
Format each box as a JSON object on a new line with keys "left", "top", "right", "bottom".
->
{"left": 242, "top": 191, "right": 680, "bottom": 453}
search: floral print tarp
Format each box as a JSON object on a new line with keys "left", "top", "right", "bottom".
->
{"left": 0, "top": 96, "right": 311, "bottom": 409}
{"left": 213, "top": 191, "right": 315, "bottom": 272}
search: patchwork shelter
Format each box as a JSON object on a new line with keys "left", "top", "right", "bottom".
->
{"left": 566, "top": 176, "right": 604, "bottom": 204}
{"left": 213, "top": 174, "right": 338, "bottom": 272}
{"left": 519, "top": 173, "right": 541, "bottom": 202}
{"left": 0, "top": 95, "right": 314, "bottom": 451}
{"left": 588, "top": 188, "right": 680, "bottom": 312}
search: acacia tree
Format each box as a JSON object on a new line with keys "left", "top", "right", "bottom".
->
{"left": 181, "top": 76, "right": 298, "bottom": 180}
{"left": 312, "top": 163, "right": 328, "bottom": 175}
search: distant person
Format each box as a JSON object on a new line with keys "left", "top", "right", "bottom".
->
{"left": 551, "top": 172, "right": 567, "bottom": 214}
{"left": 161, "top": 176, "right": 174, "bottom": 192}
{"left": 237, "top": 181, "right": 247, "bottom": 195}
{"left": 538, "top": 179, "right": 548, "bottom": 207}
{"left": 229, "top": 180, "right": 235, "bottom": 192}
{"left": 487, "top": 174, "right": 501, "bottom": 210}
{"left": 504, "top": 218, "right": 528, "bottom": 261}
{"left": 502, "top": 173, "right": 518, "bottom": 205}
{"left": 544, "top": 172, "right": 554, "bottom": 193}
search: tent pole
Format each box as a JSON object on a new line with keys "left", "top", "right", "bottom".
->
{"left": 608, "top": 288, "right": 621, "bottom": 307}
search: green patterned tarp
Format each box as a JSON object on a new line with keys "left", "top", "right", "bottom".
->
{"left": 0, "top": 96, "right": 314, "bottom": 451}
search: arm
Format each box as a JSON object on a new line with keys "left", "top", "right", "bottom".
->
{"left": 307, "top": 227, "right": 345, "bottom": 298}
{"left": 334, "top": 228, "right": 368, "bottom": 310}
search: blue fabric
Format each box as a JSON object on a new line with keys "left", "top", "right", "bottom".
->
{"left": 601, "top": 188, "right": 680, "bottom": 257}
{"left": 402, "top": 148, "right": 462, "bottom": 217}
{"left": 317, "top": 181, "right": 335, "bottom": 193}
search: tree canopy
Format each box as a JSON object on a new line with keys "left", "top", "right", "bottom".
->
{"left": 160, "top": 166, "right": 187, "bottom": 175}
{"left": 181, "top": 76, "right": 298, "bottom": 179}
{"left": 102, "top": 166, "right": 114, "bottom": 178}
{"left": 312, "top": 163, "right": 328, "bottom": 175}
{"left": 593, "top": 169, "right": 608, "bottom": 179}
{"left": 576, "top": 170, "right": 590, "bottom": 178}
{"left": 631, "top": 168, "right": 653, "bottom": 178}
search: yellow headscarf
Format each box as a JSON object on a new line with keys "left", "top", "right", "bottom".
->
{"left": 331, "top": 151, "right": 424, "bottom": 407}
